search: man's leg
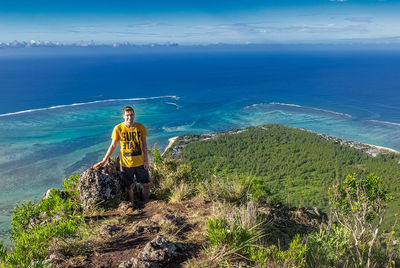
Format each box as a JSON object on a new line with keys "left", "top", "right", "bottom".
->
{"left": 135, "top": 165, "right": 150, "bottom": 204}
{"left": 142, "top": 183, "right": 150, "bottom": 203}
{"left": 121, "top": 167, "right": 135, "bottom": 205}
{"left": 126, "top": 184, "right": 134, "bottom": 204}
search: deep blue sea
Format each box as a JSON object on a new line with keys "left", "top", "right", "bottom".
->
{"left": 1, "top": 45, "right": 400, "bottom": 243}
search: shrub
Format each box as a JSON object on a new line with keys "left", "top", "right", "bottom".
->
{"left": 10, "top": 201, "right": 40, "bottom": 242}
{"left": 329, "top": 173, "right": 395, "bottom": 267}
{"left": 207, "top": 217, "right": 258, "bottom": 263}
{"left": 3, "top": 217, "right": 81, "bottom": 267}
{"left": 152, "top": 147, "right": 163, "bottom": 165}
{"left": 196, "top": 176, "right": 248, "bottom": 204}
{"left": 205, "top": 200, "right": 265, "bottom": 266}
{"left": 262, "top": 234, "right": 307, "bottom": 268}
{"left": 39, "top": 189, "right": 77, "bottom": 218}
{"left": 3, "top": 175, "right": 83, "bottom": 267}
{"left": 0, "top": 241, "right": 7, "bottom": 263}
{"left": 150, "top": 152, "right": 201, "bottom": 201}
{"left": 169, "top": 182, "right": 196, "bottom": 203}
{"left": 62, "top": 174, "right": 80, "bottom": 199}
{"left": 244, "top": 177, "right": 273, "bottom": 204}
{"left": 306, "top": 224, "right": 352, "bottom": 267}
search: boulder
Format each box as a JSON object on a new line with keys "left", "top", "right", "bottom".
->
{"left": 78, "top": 157, "right": 122, "bottom": 209}
{"left": 118, "top": 235, "right": 186, "bottom": 268}
{"left": 118, "top": 201, "right": 134, "bottom": 213}
{"left": 100, "top": 224, "right": 120, "bottom": 236}
{"left": 292, "top": 206, "right": 328, "bottom": 226}
{"left": 43, "top": 252, "right": 65, "bottom": 267}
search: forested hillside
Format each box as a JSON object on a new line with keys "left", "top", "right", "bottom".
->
{"left": 166, "top": 124, "right": 400, "bottom": 224}
{"left": 2, "top": 125, "right": 399, "bottom": 267}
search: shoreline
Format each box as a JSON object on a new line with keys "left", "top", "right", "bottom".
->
{"left": 365, "top": 143, "right": 399, "bottom": 155}
{"left": 165, "top": 126, "right": 400, "bottom": 158}
{"left": 162, "top": 136, "right": 178, "bottom": 155}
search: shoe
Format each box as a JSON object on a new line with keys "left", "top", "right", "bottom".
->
{"left": 136, "top": 200, "right": 145, "bottom": 209}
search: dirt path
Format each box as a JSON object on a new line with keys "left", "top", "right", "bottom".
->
{"left": 57, "top": 197, "right": 212, "bottom": 267}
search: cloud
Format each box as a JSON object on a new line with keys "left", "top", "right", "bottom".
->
{"left": 345, "top": 17, "right": 373, "bottom": 23}
{"left": 329, "top": 0, "right": 347, "bottom": 2}
{"left": 68, "top": 25, "right": 161, "bottom": 37}
{"left": 337, "top": 36, "right": 400, "bottom": 43}
{"left": 284, "top": 24, "right": 368, "bottom": 34}
{"left": 195, "top": 22, "right": 368, "bottom": 36}
{"left": 127, "top": 22, "right": 173, "bottom": 28}
{"left": 194, "top": 23, "right": 266, "bottom": 34}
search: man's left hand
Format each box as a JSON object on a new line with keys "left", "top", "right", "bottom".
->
{"left": 144, "top": 162, "right": 149, "bottom": 170}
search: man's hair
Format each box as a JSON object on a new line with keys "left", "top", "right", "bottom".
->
{"left": 123, "top": 106, "right": 134, "bottom": 114}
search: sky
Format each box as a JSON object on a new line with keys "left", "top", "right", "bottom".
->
{"left": 1, "top": 0, "right": 400, "bottom": 45}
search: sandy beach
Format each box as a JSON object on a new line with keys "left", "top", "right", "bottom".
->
{"left": 163, "top": 136, "right": 178, "bottom": 155}
{"left": 366, "top": 144, "right": 399, "bottom": 154}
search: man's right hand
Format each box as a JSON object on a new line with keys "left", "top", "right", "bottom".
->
{"left": 92, "top": 160, "right": 106, "bottom": 170}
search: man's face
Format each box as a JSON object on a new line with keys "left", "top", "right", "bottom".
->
{"left": 123, "top": 110, "right": 135, "bottom": 122}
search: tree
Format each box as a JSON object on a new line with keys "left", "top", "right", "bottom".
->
{"left": 329, "top": 174, "right": 393, "bottom": 267}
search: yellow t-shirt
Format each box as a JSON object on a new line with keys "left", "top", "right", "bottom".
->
{"left": 111, "top": 122, "right": 147, "bottom": 167}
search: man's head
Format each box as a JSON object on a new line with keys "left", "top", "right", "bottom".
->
{"left": 123, "top": 106, "right": 135, "bottom": 123}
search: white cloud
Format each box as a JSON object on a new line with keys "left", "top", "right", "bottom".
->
{"left": 345, "top": 17, "right": 373, "bottom": 23}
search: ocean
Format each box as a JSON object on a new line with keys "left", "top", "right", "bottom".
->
{"left": 1, "top": 45, "right": 400, "bottom": 243}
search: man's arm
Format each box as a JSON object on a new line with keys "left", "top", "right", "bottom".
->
{"left": 142, "top": 135, "right": 149, "bottom": 170}
{"left": 92, "top": 139, "right": 119, "bottom": 170}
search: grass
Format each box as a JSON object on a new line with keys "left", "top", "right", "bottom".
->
{"left": 2, "top": 147, "right": 400, "bottom": 267}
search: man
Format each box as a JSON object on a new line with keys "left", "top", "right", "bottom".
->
{"left": 93, "top": 106, "right": 150, "bottom": 206}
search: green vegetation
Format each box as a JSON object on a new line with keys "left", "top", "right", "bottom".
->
{"left": 2, "top": 125, "right": 400, "bottom": 267}
{"left": 0, "top": 174, "right": 83, "bottom": 268}
{"left": 150, "top": 147, "right": 202, "bottom": 203}
{"left": 199, "top": 173, "right": 399, "bottom": 267}
{"left": 151, "top": 153, "right": 399, "bottom": 267}
{"left": 168, "top": 124, "right": 400, "bottom": 223}
{"left": 328, "top": 174, "right": 397, "bottom": 267}
{"left": 306, "top": 225, "right": 351, "bottom": 267}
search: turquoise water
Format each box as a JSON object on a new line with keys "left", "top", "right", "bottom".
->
{"left": 1, "top": 47, "right": 400, "bottom": 243}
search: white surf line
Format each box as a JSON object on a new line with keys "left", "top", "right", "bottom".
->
{"left": 269, "top": 102, "right": 352, "bottom": 118}
{"left": 0, "top": 95, "right": 179, "bottom": 117}
{"left": 165, "top": 102, "right": 182, "bottom": 108}
{"left": 269, "top": 102, "right": 302, "bottom": 108}
{"left": 366, "top": 120, "right": 400, "bottom": 127}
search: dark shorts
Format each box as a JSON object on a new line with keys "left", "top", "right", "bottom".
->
{"left": 120, "top": 165, "right": 150, "bottom": 187}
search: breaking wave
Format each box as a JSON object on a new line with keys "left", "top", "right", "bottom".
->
{"left": 366, "top": 120, "right": 400, "bottom": 127}
{"left": 0, "top": 95, "right": 179, "bottom": 117}
{"left": 244, "top": 102, "right": 352, "bottom": 118}
{"left": 165, "top": 102, "right": 183, "bottom": 109}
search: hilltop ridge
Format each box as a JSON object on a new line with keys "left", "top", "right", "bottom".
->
{"left": 1, "top": 124, "right": 399, "bottom": 267}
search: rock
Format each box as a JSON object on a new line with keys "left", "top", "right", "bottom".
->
{"left": 100, "top": 224, "right": 120, "bottom": 236}
{"left": 118, "top": 260, "right": 134, "bottom": 268}
{"left": 151, "top": 214, "right": 184, "bottom": 227}
{"left": 78, "top": 157, "right": 122, "bottom": 209}
{"left": 292, "top": 207, "right": 328, "bottom": 226}
{"left": 43, "top": 252, "right": 65, "bottom": 267}
{"left": 164, "top": 214, "right": 184, "bottom": 226}
{"left": 42, "top": 188, "right": 52, "bottom": 199}
{"left": 135, "top": 225, "right": 160, "bottom": 234}
{"left": 118, "top": 201, "right": 133, "bottom": 212}
{"left": 119, "top": 235, "right": 186, "bottom": 268}
{"left": 238, "top": 262, "right": 250, "bottom": 268}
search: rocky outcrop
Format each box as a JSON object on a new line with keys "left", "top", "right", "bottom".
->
{"left": 258, "top": 205, "right": 328, "bottom": 245}
{"left": 118, "top": 235, "right": 186, "bottom": 268}
{"left": 77, "top": 157, "right": 122, "bottom": 209}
